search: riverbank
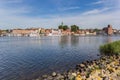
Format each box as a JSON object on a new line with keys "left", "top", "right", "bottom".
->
{"left": 34, "top": 55, "right": 120, "bottom": 80}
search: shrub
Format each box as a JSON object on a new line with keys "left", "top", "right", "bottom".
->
{"left": 100, "top": 40, "right": 120, "bottom": 55}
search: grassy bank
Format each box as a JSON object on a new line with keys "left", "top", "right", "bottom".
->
{"left": 100, "top": 40, "right": 120, "bottom": 55}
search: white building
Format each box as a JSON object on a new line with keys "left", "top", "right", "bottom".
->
{"left": 48, "top": 29, "right": 62, "bottom": 36}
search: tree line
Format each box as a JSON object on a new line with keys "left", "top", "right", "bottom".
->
{"left": 58, "top": 23, "right": 101, "bottom": 33}
{"left": 58, "top": 23, "right": 79, "bottom": 33}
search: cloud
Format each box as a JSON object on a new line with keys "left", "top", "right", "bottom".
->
{"left": 91, "top": 0, "right": 104, "bottom": 5}
{"left": 82, "top": 8, "right": 110, "bottom": 15}
{"left": 0, "top": 7, "right": 30, "bottom": 16}
{"left": 58, "top": 6, "right": 80, "bottom": 11}
{"left": 60, "top": 10, "right": 120, "bottom": 29}
{"left": 0, "top": 0, "right": 23, "bottom": 3}
{"left": 0, "top": 0, "right": 119, "bottom": 29}
{"left": 91, "top": 0, "right": 120, "bottom": 9}
{"left": 0, "top": 9, "right": 120, "bottom": 29}
{"left": 0, "top": 0, "right": 31, "bottom": 16}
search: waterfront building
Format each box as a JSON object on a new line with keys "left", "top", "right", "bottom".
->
{"left": 39, "top": 28, "right": 46, "bottom": 35}
{"left": 75, "top": 29, "right": 97, "bottom": 36}
{"left": 45, "top": 29, "right": 52, "bottom": 36}
{"left": 11, "top": 28, "right": 39, "bottom": 37}
{"left": 107, "top": 25, "right": 113, "bottom": 35}
{"left": 118, "top": 30, "right": 120, "bottom": 34}
{"left": 103, "top": 25, "right": 113, "bottom": 35}
{"left": 113, "top": 29, "right": 118, "bottom": 34}
{"left": 80, "top": 30, "right": 85, "bottom": 34}
{"left": 0, "top": 30, "right": 8, "bottom": 36}
{"left": 46, "top": 29, "right": 62, "bottom": 36}
{"left": 61, "top": 29, "right": 71, "bottom": 35}
{"left": 51, "top": 29, "right": 62, "bottom": 36}
{"left": 85, "top": 30, "right": 90, "bottom": 35}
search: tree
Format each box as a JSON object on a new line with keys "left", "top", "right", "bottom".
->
{"left": 63, "top": 25, "right": 69, "bottom": 30}
{"left": 71, "top": 25, "right": 79, "bottom": 32}
{"left": 0, "top": 30, "right": 2, "bottom": 36}
{"left": 5, "top": 29, "right": 9, "bottom": 33}
{"left": 58, "top": 25, "right": 63, "bottom": 29}
{"left": 58, "top": 22, "right": 69, "bottom": 31}
{"left": 94, "top": 28, "right": 99, "bottom": 32}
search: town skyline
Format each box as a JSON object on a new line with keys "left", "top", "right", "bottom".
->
{"left": 0, "top": 24, "right": 120, "bottom": 37}
{"left": 0, "top": 0, "right": 120, "bottom": 29}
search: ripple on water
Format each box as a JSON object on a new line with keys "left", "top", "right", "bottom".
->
{"left": 0, "top": 36, "right": 120, "bottom": 80}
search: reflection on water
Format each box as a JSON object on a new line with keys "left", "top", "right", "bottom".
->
{"left": 0, "top": 36, "right": 120, "bottom": 80}
{"left": 59, "top": 36, "right": 70, "bottom": 48}
{"left": 59, "top": 36, "right": 80, "bottom": 47}
{"left": 107, "top": 36, "right": 112, "bottom": 43}
{"left": 71, "top": 36, "right": 79, "bottom": 46}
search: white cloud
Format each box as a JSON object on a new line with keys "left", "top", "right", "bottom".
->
{"left": 82, "top": 8, "right": 110, "bottom": 15}
{"left": 0, "top": 0, "right": 120, "bottom": 29}
{"left": 92, "top": 0, "right": 120, "bottom": 9}
{"left": 91, "top": 0, "right": 104, "bottom": 5}
{"left": 0, "top": 9, "right": 120, "bottom": 29}
{"left": 0, "top": 0, "right": 31, "bottom": 15}
{"left": 59, "top": 6, "right": 80, "bottom": 11}
{"left": 0, "top": 7, "right": 30, "bottom": 16}
{"left": 0, "top": 0, "right": 23, "bottom": 3}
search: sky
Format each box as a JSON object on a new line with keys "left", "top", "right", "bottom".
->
{"left": 0, "top": 0, "right": 120, "bottom": 29}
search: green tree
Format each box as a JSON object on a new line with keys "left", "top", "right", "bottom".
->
{"left": 71, "top": 25, "right": 79, "bottom": 32}
{"left": 5, "top": 29, "right": 9, "bottom": 33}
{"left": 94, "top": 28, "right": 99, "bottom": 32}
{"left": 58, "top": 25, "right": 63, "bottom": 29}
{"left": 58, "top": 22, "right": 69, "bottom": 30}
{"left": 63, "top": 25, "right": 69, "bottom": 30}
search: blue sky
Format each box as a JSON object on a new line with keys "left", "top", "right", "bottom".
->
{"left": 0, "top": 0, "right": 120, "bottom": 29}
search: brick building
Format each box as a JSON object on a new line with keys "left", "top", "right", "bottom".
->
{"left": 103, "top": 25, "right": 113, "bottom": 35}
{"left": 107, "top": 25, "right": 113, "bottom": 35}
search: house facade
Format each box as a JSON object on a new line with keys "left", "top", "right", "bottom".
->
{"left": 103, "top": 25, "right": 113, "bottom": 35}
{"left": 11, "top": 28, "right": 39, "bottom": 37}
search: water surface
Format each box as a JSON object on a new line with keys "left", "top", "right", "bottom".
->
{"left": 0, "top": 36, "right": 120, "bottom": 80}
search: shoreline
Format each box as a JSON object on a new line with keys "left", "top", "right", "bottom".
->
{"left": 34, "top": 55, "right": 120, "bottom": 80}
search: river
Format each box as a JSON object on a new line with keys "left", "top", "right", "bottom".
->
{"left": 0, "top": 36, "right": 120, "bottom": 80}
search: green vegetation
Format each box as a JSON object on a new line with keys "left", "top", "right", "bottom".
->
{"left": 58, "top": 25, "right": 69, "bottom": 31}
{"left": 58, "top": 22, "right": 69, "bottom": 31}
{"left": 58, "top": 22, "right": 80, "bottom": 33}
{"left": 93, "top": 28, "right": 100, "bottom": 33}
{"left": 100, "top": 40, "right": 120, "bottom": 55}
{"left": 71, "top": 25, "right": 79, "bottom": 32}
{"left": 0, "top": 30, "right": 2, "bottom": 35}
